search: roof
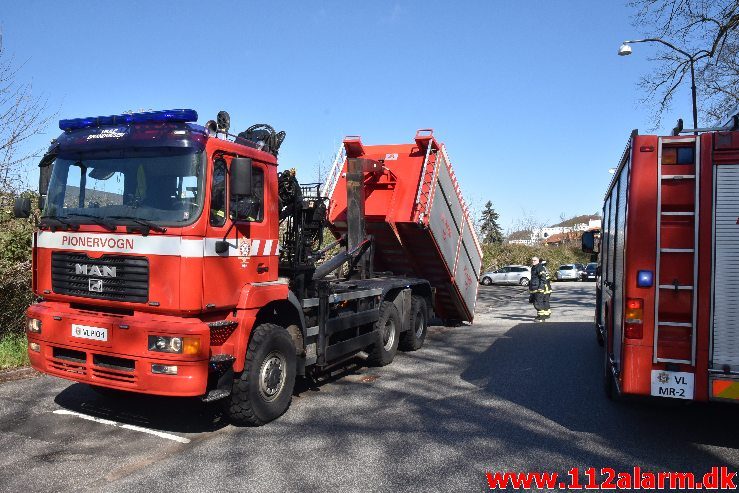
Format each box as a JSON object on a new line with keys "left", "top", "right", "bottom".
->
{"left": 507, "top": 230, "right": 532, "bottom": 241}
{"left": 550, "top": 214, "right": 601, "bottom": 228}
{"left": 545, "top": 233, "right": 566, "bottom": 243}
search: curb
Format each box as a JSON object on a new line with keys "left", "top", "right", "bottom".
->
{"left": 0, "top": 366, "right": 39, "bottom": 384}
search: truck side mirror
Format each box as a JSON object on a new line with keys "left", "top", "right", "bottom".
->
{"left": 581, "top": 231, "right": 594, "bottom": 254}
{"left": 13, "top": 197, "right": 31, "bottom": 219}
{"left": 230, "top": 157, "right": 253, "bottom": 196}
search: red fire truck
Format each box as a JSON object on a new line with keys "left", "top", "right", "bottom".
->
{"left": 14, "top": 109, "right": 481, "bottom": 425}
{"left": 583, "top": 114, "right": 739, "bottom": 403}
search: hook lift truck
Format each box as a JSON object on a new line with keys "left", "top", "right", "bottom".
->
{"left": 14, "top": 109, "right": 482, "bottom": 425}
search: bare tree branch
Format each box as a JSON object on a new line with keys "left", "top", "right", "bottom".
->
{"left": 629, "top": 0, "right": 739, "bottom": 126}
{"left": 0, "top": 31, "right": 54, "bottom": 193}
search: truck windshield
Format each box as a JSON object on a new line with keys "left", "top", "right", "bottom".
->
{"left": 43, "top": 150, "right": 206, "bottom": 227}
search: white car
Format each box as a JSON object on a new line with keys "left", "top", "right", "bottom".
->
{"left": 556, "top": 264, "right": 580, "bottom": 281}
{"left": 480, "top": 265, "right": 531, "bottom": 286}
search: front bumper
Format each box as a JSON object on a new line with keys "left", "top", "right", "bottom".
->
{"left": 26, "top": 302, "right": 211, "bottom": 397}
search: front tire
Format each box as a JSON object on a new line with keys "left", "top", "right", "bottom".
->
{"left": 481, "top": 277, "right": 492, "bottom": 286}
{"left": 399, "top": 296, "right": 428, "bottom": 351}
{"left": 226, "top": 323, "right": 296, "bottom": 426}
{"left": 367, "top": 301, "right": 401, "bottom": 366}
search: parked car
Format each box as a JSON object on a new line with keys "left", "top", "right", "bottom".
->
{"left": 480, "top": 265, "right": 531, "bottom": 286}
{"left": 581, "top": 262, "right": 597, "bottom": 281}
{"left": 574, "top": 263, "right": 586, "bottom": 278}
{"left": 556, "top": 264, "right": 580, "bottom": 281}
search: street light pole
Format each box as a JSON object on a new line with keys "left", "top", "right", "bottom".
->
{"left": 618, "top": 38, "right": 702, "bottom": 133}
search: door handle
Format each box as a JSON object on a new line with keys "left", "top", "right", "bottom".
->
{"left": 257, "top": 263, "right": 269, "bottom": 273}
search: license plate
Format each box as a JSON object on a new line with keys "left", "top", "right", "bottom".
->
{"left": 71, "top": 324, "right": 108, "bottom": 342}
{"left": 650, "top": 370, "right": 694, "bottom": 400}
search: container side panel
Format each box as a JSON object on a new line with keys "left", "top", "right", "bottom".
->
{"left": 462, "top": 221, "right": 482, "bottom": 279}
{"left": 428, "top": 183, "right": 461, "bottom": 277}
{"left": 435, "top": 160, "right": 465, "bottom": 235}
{"left": 453, "top": 239, "right": 479, "bottom": 317}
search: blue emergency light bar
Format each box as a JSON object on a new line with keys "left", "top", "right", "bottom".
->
{"left": 59, "top": 109, "right": 198, "bottom": 131}
{"left": 637, "top": 270, "right": 654, "bottom": 288}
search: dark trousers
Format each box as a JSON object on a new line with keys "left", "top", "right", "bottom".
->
{"left": 532, "top": 292, "right": 551, "bottom": 319}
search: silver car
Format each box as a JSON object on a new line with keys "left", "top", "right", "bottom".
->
{"left": 556, "top": 264, "right": 580, "bottom": 281}
{"left": 480, "top": 265, "right": 531, "bottom": 286}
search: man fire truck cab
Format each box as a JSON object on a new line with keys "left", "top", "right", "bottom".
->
{"left": 15, "top": 109, "right": 481, "bottom": 425}
{"left": 583, "top": 111, "right": 739, "bottom": 404}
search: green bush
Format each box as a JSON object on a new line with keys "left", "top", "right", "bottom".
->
{"left": 0, "top": 332, "right": 29, "bottom": 369}
{"left": 481, "top": 242, "right": 590, "bottom": 274}
{"left": 0, "top": 209, "right": 35, "bottom": 339}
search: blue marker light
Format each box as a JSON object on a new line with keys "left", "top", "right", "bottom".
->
{"left": 59, "top": 109, "right": 198, "bottom": 131}
{"left": 637, "top": 270, "right": 654, "bottom": 288}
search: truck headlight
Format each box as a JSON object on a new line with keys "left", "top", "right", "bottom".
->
{"left": 148, "top": 335, "right": 200, "bottom": 355}
{"left": 27, "top": 318, "right": 42, "bottom": 334}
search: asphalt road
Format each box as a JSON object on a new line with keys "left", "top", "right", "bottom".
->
{"left": 2, "top": 281, "right": 738, "bottom": 492}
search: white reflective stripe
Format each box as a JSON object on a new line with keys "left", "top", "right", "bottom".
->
{"left": 35, "top": 231, "right": 279, "bottom": 258}
{"left": 263, "top": 239, "right": 273, "bottom": 255}
{"left": 36, "top": 231, "right": 191, "bottom": 256}
{"left": 181, "top": 239, "right": 205, "bottom": 258}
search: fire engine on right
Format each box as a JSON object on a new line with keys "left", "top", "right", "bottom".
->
{"left": 583, "top": 111, "right": 739, "bottom": 403}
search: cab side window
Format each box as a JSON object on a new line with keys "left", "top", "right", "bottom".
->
{"left": 210, "top": 158, "right": 227, "bottom": 227}
{"left": 248, "top": 166, "right": 264, "bottom": 222}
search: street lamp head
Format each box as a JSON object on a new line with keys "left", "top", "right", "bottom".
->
{"left": 618, "top": 43, "right": 633, "bottom": 56}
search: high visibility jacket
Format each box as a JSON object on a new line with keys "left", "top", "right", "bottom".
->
{"left": 529, "top": 263, "right": 552, "bottom": 294}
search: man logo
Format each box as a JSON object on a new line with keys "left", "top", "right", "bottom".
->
{"left": 89, "top": 279, "right": 103, "bottom": 292}
{"left": 75, "top": 264, "right": 117, "bottom": 278}
{"left": 657, "top": 372, "right": 670, "bottom": 384}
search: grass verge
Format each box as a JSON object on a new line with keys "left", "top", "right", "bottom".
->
{"left": 0, "top": 333, "right": 29, "bottom": 370}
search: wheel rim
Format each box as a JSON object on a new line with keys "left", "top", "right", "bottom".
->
{"left": 259, "top": 351, "right": 287, "bottom": 402}
{"left": 483, "top": 278, "right": 491, "bottom": 285}
{"left": 520, "top": 278, "right": 529, "bottom": 286}
{"left": 414, "top": 311, "right": 425, "bottom": 338}
{"left": 382, "top": 317, "right": 396, "bottom": 351}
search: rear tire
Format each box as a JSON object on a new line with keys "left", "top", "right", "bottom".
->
{"left": 603, "top": 344, "right": 617, "bottom": 400}
{"left": 367, "top": 301, "right": 400, "bottom": 366}
{"left": 226, "top": 323, "right": 296, "bottom": 426}
{"left": 519, "top": 277, "right": 529, "bottom": 286}
{"left": 399, "top": 296, "right": 428, "bottom": 351}
{"left": 481, "top": 277, "right": 492, "bottom": 286}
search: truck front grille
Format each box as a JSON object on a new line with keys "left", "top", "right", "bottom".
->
{"left": 51, "top": 252, "right": 149, "bottom": 303}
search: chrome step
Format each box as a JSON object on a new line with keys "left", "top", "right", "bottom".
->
{"left": 662, "top": 174, "right": 695, "bottom": 180}
{"left": 661, "top": 211, "right": 695, "bottom": 216}
{"left": 660, "top": 248, "right": 694, "bottom": 253}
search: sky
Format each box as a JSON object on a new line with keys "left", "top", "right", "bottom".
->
{"left": 1, "top": 0, "right": 699, "bottom": 231}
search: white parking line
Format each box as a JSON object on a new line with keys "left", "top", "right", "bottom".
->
{"left": 52, "top": 409, "right": 191, "bottom": 444}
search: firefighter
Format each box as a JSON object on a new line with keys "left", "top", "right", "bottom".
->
{"left": 528, "top": 256, "right": 552, "bottom": 322}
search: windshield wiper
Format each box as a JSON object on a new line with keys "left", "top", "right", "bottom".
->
{"left": 108, "top": 216, "right": 167, "bottom": 233}
{"left": 40, "top": 215, "right": 79, "bottom": 230}
{"left": 62, "top": 213, "right": 117, "bottom": 232}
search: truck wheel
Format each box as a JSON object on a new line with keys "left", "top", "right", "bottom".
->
{"left": 226, "top": 323, "right": 296, "bottom": 426}
{"left": 367, "top": 301, "right": 400, "bottom": 366}
{"left": 399, "top": 296, "right": 427, "bottom": 351}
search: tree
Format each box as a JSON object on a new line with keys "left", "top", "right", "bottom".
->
{"left": 479, "top": 201, "right": 504, "bottom": 244}
{"left": 0, "top": 32, "right": 53, "bottom": 194}
{"left": 629, "top": 0, "right": 739, "bottom": 125}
